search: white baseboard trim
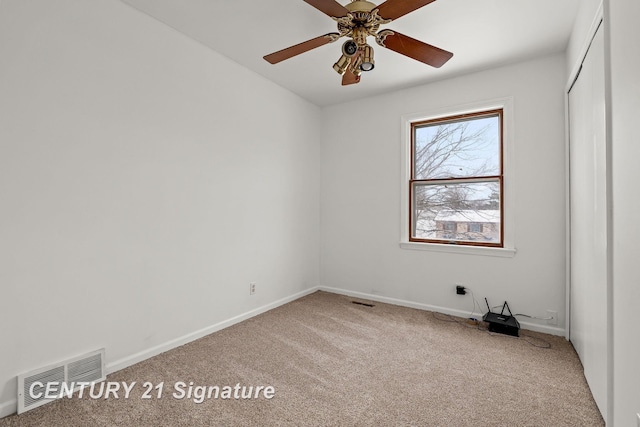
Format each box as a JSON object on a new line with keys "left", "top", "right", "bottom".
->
{"left": 319, "top": 286, "right": 566, "bottom": 337}
{"left": 0, "top": 399, "right": 17, "bottom": 420}
{"left": 106, "top": 287, "right": 319, "bottom": 375}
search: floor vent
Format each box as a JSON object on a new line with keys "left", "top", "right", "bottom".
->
{"left": 352, "top": 301, "right": 375, "bottom": 307}
{"left": 17, "top": 348, "right": 105, "bottom": 414}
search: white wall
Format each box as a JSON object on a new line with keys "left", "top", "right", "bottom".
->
{"left": 0, "top": 0, "right": 321, "bottom": 415}
{"left": 605, "top": 1, "right": 640, "bottom": 425}
{"left": 321, "top": 54, "right": 567, "bottom": 334}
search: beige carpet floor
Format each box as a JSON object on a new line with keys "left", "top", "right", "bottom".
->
{"left": 1, "top": 291, "right": 604, "bottom": 426}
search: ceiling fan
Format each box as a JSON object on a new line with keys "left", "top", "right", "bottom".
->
{"left": 263, "top": 0, "right": 453, "bottom": 86}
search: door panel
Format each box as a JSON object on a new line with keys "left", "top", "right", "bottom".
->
{"left": 568, "top": 25, "right": 607, "bottom": 419}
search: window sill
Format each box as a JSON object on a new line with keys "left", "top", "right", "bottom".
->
{"left": 399, "top": 241, "right": 517, "bottom": 258}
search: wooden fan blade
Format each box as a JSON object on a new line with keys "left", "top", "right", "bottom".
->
{"left": 264, "top": 33, "right": 340, "bottom": 64}
{"left": 379, "top": 31, "right": 453, "bottom": 68}
{"left": 303, "top": 0, "right": 350, "bottom": 18}
{"left": 342, "top": 69, "right": 361, "bottom": 85}
{"left": 342, "top": 51, "right": 362, "bottom": 86}
{"left": 376, "top": 0, "right": 437, "bottom": 20}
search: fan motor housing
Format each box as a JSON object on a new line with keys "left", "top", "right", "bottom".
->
{"left": 345, "top": 1, "right": 377, "bottom": 13}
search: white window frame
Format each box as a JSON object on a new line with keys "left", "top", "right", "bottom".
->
{"left": 399, "top": 97, "right": 516, "bottom": 257}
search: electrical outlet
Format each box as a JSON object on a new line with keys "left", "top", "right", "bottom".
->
{"left": 249, "top": 282, "right": 256, "bottom": 295}
{"left": 546, "top": 310, "right": 558, "bottom": 326}
{"left": 456, "top": 285, "right": 467, "bottom": 295}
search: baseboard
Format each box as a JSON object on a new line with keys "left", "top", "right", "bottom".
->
{"left": 107, "top": 287, "right": 319, "bottom": 375}
{"left": 319, "top": 286, "right": 566, "bottom": 337}
{"left": 0, "top": 399, "right": 17, "bottom": 420}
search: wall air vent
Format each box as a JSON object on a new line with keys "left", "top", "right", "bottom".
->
{"left": 17, "top": 348, "right": 105, "bottom": 414}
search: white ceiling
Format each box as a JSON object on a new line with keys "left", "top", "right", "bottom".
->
{"left": 120, "top": 0, "right": 579, "bottom": 107}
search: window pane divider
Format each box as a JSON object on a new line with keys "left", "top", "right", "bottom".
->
{"left": 411, "top": 176, "right": 502, "bottom": 186}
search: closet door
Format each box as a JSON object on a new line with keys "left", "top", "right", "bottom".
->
{"left": 568, "top": 24, "right": 607, "bottom": 419}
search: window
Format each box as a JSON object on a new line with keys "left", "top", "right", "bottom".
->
{"left": 468, "top": 223, "right": 483, "bottom": 233}
{"left": 442, "top": 222, "right": 457, "bottom": 239}
{"left": 443, "top": 222, "right": 456, "bottom": 231}
{"left": 409, "top": 109, "right": 503, "bottom": 247}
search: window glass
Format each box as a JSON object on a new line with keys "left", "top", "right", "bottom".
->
{"left": 410, "top": 110, "right": 503, "bottom": 247}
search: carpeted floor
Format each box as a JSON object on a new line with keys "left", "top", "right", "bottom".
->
{"left": 1, "top": 291, "right": 604, "bottom": 426}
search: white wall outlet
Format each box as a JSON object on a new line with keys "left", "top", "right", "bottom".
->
{"left": 546, "top": 310, "right": 558, "bottom": 326}
{"left": 249, "top": 282, "right": 256, "bottom": 295}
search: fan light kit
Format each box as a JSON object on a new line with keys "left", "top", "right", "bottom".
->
{"left": 264, "top": 0, "right": 453, "bottom": 86}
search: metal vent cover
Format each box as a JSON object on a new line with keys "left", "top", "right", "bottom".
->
{"left": 21, "top": 366, "right": 64, "bottom": 410}
{"left": 67, "top": 352, "right": 103, "bottom": 383}
{"left": 17, "top": 349, "right": 105, "bottom": 414}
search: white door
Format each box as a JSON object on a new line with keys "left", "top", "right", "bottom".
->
{"left": 568, "top": 24, "right": 607, "bottom": 419}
